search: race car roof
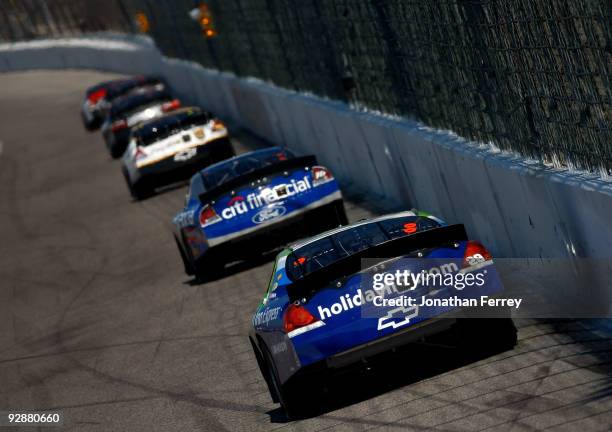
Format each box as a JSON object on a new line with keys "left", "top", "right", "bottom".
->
{"left": 289, "top": 211, "right": 419, "bottom": 250}
{"left": 131, "top": 107, "right": 211, "bottom": 146}
{"left": 285, "top": 211, "right": 453, "bottom": 283}
{"left": 105, "top": 75, "right": 164, "bottom": 99}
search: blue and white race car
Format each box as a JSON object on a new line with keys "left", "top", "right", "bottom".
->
{"left": 172, "top": 147, "right": 347, "bottom": 280}
{"left": 249, "top": 211, "right": 517, "bottom": 418}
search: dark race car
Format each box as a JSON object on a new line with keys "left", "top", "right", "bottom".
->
{"left": 81, "top": 78, "right": 129, "bottom": 131}
{"left": 172, "top": 147, "right": 348, "bottom": 280}
{"left": 101, "top": 88, "right": 179, "bottom": 158}
{"left": 121, "top": 107, "right": 234, "bottom": 200}
{"left": 81, "top": 75, "right": 164, "bottom": 131}
{"left": 249, "top": 211, "right": 517, "bottom": 418}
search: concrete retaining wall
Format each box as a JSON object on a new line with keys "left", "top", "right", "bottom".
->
{"left": 0, "top": 35, "right": 163, "bottom": 75}
{"left": 2, "top": 35, "right": 611, "bottom": 265}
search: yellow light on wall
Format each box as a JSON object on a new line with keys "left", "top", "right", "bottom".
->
{"left": 134, "top": 12, "right": 149, "bottom": 33}
{"left": 189, "top": 3, "right": 217, "bottom": 38}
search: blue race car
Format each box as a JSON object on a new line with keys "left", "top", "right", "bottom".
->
{"left": 249, "top": 211, "right": 517, "bottom": 418}
{"left": 172, "top": 147, "right": 348, "bottom": 280}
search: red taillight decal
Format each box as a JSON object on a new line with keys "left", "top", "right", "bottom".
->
{"left": 199, "top": 205, "right": 221, "bottom": 227}
{"left": 111, "top": 119, "right": 128, "bottom": 132}
{"left": 162, "top": 99, "right": 181, "bottom": 112}
{"left": 134, "top": 146, "right": 147, "bottom": 160}
{"left": 88, "top": 88, "right": 107, "bottom": 104}
{"left": 283, "top": 304, "right": 317, "bottom": 333}
{"left": 311, "top": 165, "right": 334, "bottom": 185}
{"left": 463, "top": 241, "right": 493, "bottom": 267}
{"left": 276, "top": 152, "right": 287, "bottom": 161}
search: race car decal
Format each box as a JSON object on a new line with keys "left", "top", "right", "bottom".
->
{"left": 316, "top": 286, "right": 395, "bottom": 320}
{"left": 193, "top": 128, "right": 204, "bottom": 139}
{"left": 220, "top": 176, "right": 312, "bottom": 221}
{"left": 252, "top": 203, "right": 287, "bottom": 224}
{"left": 174, "top": 147, "right": 197, "bottom": 162}
{"left": 377, "top": 305, "right": 419, "bottom": 331}
{"left": 252, "top": 306, "right": 282, "bottom": 326}
{"left": 207, "top": 191, "right": 342, "bottom": 247}
{"left": 133, "top": 124, "right": 228, "bottom": 168}
{"left": 287, "top": 320, "right": 325, "bottom": 338}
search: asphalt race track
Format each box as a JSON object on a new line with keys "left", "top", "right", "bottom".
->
{"left": 2, "top": 70, "right": 612, "bottom": 431}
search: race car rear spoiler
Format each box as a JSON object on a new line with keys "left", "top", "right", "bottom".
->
{"left": 287, "top": 224, "right": 468, "bottom": 302}
{"left": 199, "top": 155, "right": 318, "bottom": 204}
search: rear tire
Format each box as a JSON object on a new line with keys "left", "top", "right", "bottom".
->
{"left": 194, "top": 253, "right": 225, "bottom": 283}
{"left": 128, "top": 178, "right": 154, "bottom": 201}
{"left": 82, "top": 115, "right": 100, "bottom": 131}
{"left": 250, "top": 338, "right": 279, "bottom": 403}
{"left": 218, "top": 140, "right": 235, "bottom": 161}
{"left": 174, "top": 235, "right": 194, "bottom": 276}
{"left": 262, "top": 345, "right": 321, "bottom": 420}
{"left": 110, "top": 143, "right": 125, "bottom": 159}
{"left": 333, "top": 201, "right": 349, "bottom": 226}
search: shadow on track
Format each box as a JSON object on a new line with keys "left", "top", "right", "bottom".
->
{"left": 267, "top": 326, "right": 517, "bottom": 423}
{"left": 184, "top": 249, "right": 280, "bottom": 285}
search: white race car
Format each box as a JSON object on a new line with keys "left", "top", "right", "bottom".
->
{"left": 121, "top": 107, "right": 234, "bottom": 200}
{"left": 101, "top": 88, "right": 177, "bottom": 158}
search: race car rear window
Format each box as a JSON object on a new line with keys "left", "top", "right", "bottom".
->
{"left": 110, "top": 90, "right": 171, "bottom": 118}
{"left": 133, "top": 110, "right": 211, "bottom": 146}
{"left": 286, "top": 216, "right": 441, "bottom": 280}
{"left": 201, "top": 148, "right": 295, "bottom": 190}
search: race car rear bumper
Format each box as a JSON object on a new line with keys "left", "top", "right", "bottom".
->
{"left": 267, "top": 316, "right": 457, "bottom": 387}
{"left": 326, "top": 317, "right": 455, "bottom": 368}
{"left": 280, "top": 305, "right": 514, "bottom": 385}
{"left": 200, "top": 197, "right": 344, "bottom": 261}
{"left": 134, "top": 137, "right": 234, "bottom": 186}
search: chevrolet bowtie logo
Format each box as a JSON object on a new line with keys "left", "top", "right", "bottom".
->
{"left": 377, "top": 305, "right": 419, "bottom": 331}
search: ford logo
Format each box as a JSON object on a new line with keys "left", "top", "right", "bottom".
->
{"left": 252, "top": 205, "right": 287, "bottom": 224}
